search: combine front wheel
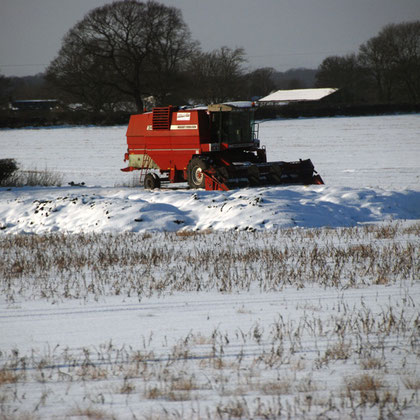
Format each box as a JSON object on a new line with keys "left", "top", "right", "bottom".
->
{"left": 187, "top": 157, "right": 208, "bottom": 189}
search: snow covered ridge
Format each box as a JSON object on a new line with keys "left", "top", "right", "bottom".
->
{"left": 1, "top": 185, "right": 420, "bottom": 233}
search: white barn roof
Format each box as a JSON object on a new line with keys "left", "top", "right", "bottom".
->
{"left": 258, "top": 88, "right": 338, "bottom": 103}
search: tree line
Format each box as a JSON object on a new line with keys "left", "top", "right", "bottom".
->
{"left": 1, "top": 0, "right": 419, "bottom": 112}
{"left": 44, "top": 0, "right": 307, "bottom": 112}
{"left": 316, "top": 21, "right": 420, "bottom": 104}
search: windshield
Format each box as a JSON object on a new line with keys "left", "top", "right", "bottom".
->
{"left": 210, "top": 111, "right": 254, "bottom": 144}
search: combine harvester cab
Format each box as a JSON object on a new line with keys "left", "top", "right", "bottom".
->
{"left": 122, "top": 102, "right": 323, "bottom": 190}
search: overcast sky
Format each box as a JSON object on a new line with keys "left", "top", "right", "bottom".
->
{"left": 1, "top": 0, "right": 419, "bottom": 77}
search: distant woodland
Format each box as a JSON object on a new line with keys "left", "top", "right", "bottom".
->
{"left": 0, "top": 0, "right": 419, "bottom": 126}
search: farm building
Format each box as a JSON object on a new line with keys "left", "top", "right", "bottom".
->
{"left": 10, "top": 99, "right": 59, "bottom": 111}
{"left": 258, "top": 88, "right": 338, "bottom": 106}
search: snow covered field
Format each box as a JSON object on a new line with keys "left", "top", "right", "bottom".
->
{"left": 0, "top": 114, "right": 419, "bottom": 419}
{"left": 1, "top": 113, "right": 419, "bottom": 189}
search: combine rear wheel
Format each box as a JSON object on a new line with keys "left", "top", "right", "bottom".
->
{"left": 187, "top": 157, "right": 208, "bottom": 189}
{"left": 144, "top": 173, "right": 161, "bottom": 189}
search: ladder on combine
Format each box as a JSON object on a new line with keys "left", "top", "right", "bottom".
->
{"left": 139, "top": 150, "right": 152, "bottom": 185}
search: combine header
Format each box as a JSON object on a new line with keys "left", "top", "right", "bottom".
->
{"left": 122, "top": 103, "right": 323, "bottom": 190}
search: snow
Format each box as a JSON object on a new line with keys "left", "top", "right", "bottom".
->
{"left": 1, "top": 113, "right": 419, "bottom": 233}
{"left": 1, "top": 185, "right": 419, "bottom": 233}
{"left": 259, "top": 114, "right": 420, "bottom": 189}
{"left": 0, "top": 114, "right": 420, "bottom": 419}
{"left": 1, "top": 113, "right": 418, "bottom": 189}
{"left": 2, "top": 285, "right": 417, "bottom": 354}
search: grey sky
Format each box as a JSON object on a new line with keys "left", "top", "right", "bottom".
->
{"left": 1, "top": 0, "right": 419, "bottom": 77}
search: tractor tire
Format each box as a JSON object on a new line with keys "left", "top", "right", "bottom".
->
{"left": 187, "top": 157, "right": 208, "bottom": 189}
{"left": 144, "top": 173, "right": 161, "bottom": 190}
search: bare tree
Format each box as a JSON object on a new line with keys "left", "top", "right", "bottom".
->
{"left": 47, "top": 0, "right": 197, "bottom": 111}
{"left": 359, "top": 26, "right": 401, "bottom": 102}
{"left": 246, "top": 67, "right": 277, "bottom": 98}
{"left": 359, "top": 21, "right": 420, "bottom": 102}
{"left": 47, "top": 42, "right": 122, "bottom": 111}
{"left": 316, "top": 54, "right": 368, "bottom": 103}
{"left": 188, "top": 47, "right": 247, "bottom": 104}
{"left": 0, "top": 72, "right": 12, "bottom": 107}
{"left": 316, "top": 54, "right": 359, "bottom": 88}
{"left": 316, "top": 21, "right": 420, "bottom": 104}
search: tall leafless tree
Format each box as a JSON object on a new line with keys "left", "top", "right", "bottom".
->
{"left": 359, "top": 21, "right": 420, "bottom": 102}
{"left": 0, "top": 73, "right": 12, "bottom": 107}
{"left": 188, "top": 47, "right": 247, "bottom": 104}
{"left": 245, "top": 67, "right": 277, "bottom": 98}
{"left": 359, "top": 32, "right": 396, "bottom": 102}
{"left": 316, "top": 54, "right": 368, "bottom": 103}
{"left": 47, "top": 0, "right": 198, "bottom": 111}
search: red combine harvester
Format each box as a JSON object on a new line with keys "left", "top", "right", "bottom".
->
{"left": 122, "top": 102, "right": 323, "bottom": 190}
